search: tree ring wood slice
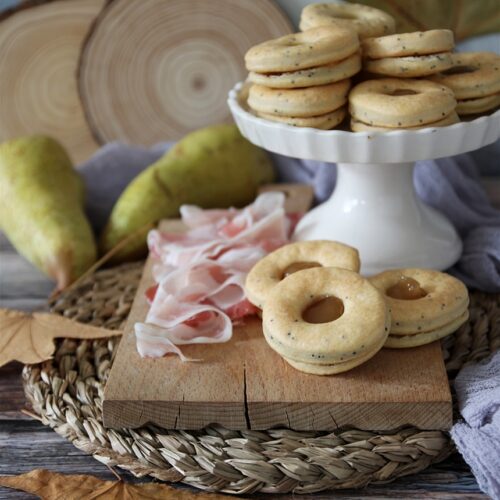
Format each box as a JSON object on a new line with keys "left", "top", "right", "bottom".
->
{"left": 0, "top": 0, "right": 104, "bottom": 163}
{"left": 79, "top": 0, "right": 292, "bottom": 144}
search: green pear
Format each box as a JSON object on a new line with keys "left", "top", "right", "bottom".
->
{"left": 100, "top": 124, "right": 274, "bottom": 262}
{"left": 0, "top": 136, "right": 96, "bottom": 289}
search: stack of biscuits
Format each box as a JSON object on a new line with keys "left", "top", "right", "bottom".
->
{"left": 243, "top": 2, "right": 500, "bottom": 132}
{"left": 245, "top": 26, "right": 361, "bottom": 130}
{"left": 348, "top": 29, "right": 460, "bottom": 131}
{"left": 360, "top": 30, "right": 456, "bottom": 78}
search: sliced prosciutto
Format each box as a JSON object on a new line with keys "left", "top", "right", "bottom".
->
{"left": 135, "top": 192, "right": 293, "bottom": 359}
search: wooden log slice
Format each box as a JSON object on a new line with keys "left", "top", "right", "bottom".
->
{"left": 79, "top": 0, "right": 292, "bottom": 144}
{"left": 0, "top": 0, "right": 104, "bottom": 163}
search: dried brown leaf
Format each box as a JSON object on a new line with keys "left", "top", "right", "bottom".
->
{"left": 349, "top": 0, "right": 500, "bottom": 41}
{"left": 0, "top": 469, "right": 232, "bottom": 499}
{"left": 0, "top": 308, "right": 120, "bottom": 368}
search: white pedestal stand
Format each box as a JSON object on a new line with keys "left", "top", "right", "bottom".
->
{"left": 228, "top": 83, "right": 500, "bottom": 275}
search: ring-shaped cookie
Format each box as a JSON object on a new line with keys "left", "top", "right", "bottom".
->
{"left": 262, "top": 267, "right": 389, "bottom": 365}
{"left": 364, "top": 53, "right": 453, "bottom": 78}
{"left": 245, "top": 26, "right": 359, "bottom": 73}
{"left": 456, "top": 94, "right": 500, "bottom": 115}
{"left": 350, "top": 111, "right": 459, "bottom": 132}
{"left": 349, "top": 78, "right": 456, "bottom": 128}
{"left": 369, "top": 268, "right": 469, "bottom": 335}
{"left": 429, "top": 52, "right": 500, "bottom": 99}
{"left": 257, "top": 106, "right": 346, "bottom": 130}
{"left": 362, "top": 30, "right": 454, "bottom": 59}
{"left": 385, "top": 310, "right": 469, "bottom": 348}
{"left": 248, "top": 52, "right": 361, "bottom": 89}
{"left": 246, "top": 240, "right": 360, "bottom": 308}
{"left": 300, "top": 3, "right": 395, "bottom": 38}
{"left": 249, "top": 80, "right": 350, "bottom": 117}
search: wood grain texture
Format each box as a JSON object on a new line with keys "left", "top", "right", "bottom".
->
{"left": 103, "top": 185, "right": 452, "bottom": 431}
{"left": 0, "top": 0, "right": 103, "bottom": 163}
{"left": 78, "top": 0, "right": 292, "bottom": 144}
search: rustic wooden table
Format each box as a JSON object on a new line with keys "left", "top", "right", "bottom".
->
{"left": 2, "top": 173, "right": 499, "bottom": 500}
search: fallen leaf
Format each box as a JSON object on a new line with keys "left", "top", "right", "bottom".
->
{"left": 0, "top": 469, "right": 233, "bottom": 499}
{"left": 0, "top": 308, "right": 121, "bottom": 368}
{"left": 349, "top": 0, "right": 500, "bottom": 41}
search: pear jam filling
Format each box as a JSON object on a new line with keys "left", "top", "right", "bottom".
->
{"left": 386, "top": 276, "right": 427, "bottom": 300}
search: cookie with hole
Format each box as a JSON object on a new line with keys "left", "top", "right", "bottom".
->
{"left": 245, "top": 26, "right": 359, "bottom": 73}
{"left": 248, "top": 80, "right": 350, "bottom": 118}
{"left": 361, "top": 30, "right": 454, "bottom": 60}
{"left": 300, "top": 2, "right": 395, "bottom": 39}
{"left": 429, "top": 52, "right": 500, "bottom": 100}
{"left": 245, "top": 240, "right": 360, "bottom": 310}
{"left": 349, "top": 78, "right": 456, "bottom": 128}
{"left": 261, "top": 267, "right": 390, "bottom": 374}
{"left": 369, "top": 268, "right": 469, "bottom": 348}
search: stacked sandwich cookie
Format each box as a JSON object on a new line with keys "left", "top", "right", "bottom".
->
{"left": 261, "top": 266, "right": 390, "bottom": 375}
{"left": 246, "top": 241, "right": 390, "bottom": 375}
{"left": 299, "top": 2, "right": 395, "bottom": 39}
{"left": 241, "top": 2, "right": 498, "bottom": 132}
{"left": 361, "top": 30, "right": 455, "bottom": 78}
{"left": 348, "top": 78, "right": 458, "bottom": 131}
{"left": 430, "top": 52, "right": 500, "bottom": 117}
{"left": 369, "top": 269, "right": 469, "bottom": 348}
{"left": 245, "top": 26, "right": 360, "bottom": 130}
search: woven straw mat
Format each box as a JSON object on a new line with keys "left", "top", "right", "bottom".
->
{"left": 22, "top": 261, "right": 500, "bottom": 495}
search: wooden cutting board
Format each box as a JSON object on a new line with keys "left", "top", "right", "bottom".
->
{"left": 103, "top": 184, "right": 452, "bottom": 431}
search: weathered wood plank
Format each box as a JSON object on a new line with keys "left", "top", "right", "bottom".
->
{"left": 0, "top": 363, "right": 26, "bottom": 420}
{"left": 0, "top": 251, "right": 54, "bottom": 301}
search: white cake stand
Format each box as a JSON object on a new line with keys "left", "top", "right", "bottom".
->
{"left": 228, "top": 83, "right": 500, "bottom": 275}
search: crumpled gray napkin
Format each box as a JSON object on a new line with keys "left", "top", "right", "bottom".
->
{"left": 79, "top": 142, "right": 500, "bottom": 292}
{"left": 451, "top": 351, "right": 500, "bottom": 500}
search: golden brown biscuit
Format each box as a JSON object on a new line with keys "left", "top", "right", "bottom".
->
{"left": 256, "top": 106, "right": 346, "bottom": 130}
{"left": 362, "top": 30, "right": 454, "bottom": 60}
{"left": 262, "top": 267, "right": 390, "bottom": 372}
{"left": 350, "top": 111, "right": 459, "bottom": 132}
{"left": 429, "top": 52, "right": 500, "bottom": 100}
{"left": 245, "top": 26, "right": 359, "bottom": 73}
{"left": 245, "top": 240, "right": 360, "bottom": 309}
{"left": 248, "top": 80, "right": 350, "bottom": 118}
{"left": 283, "top": 333, "right": 386, "bottom": 375}
{"left": 369, "top": 268, "right": 469, "bottom": 348}
{"left": 364, "top": 53, "right": 453, "bottom": 78}
{"left": 385, "top": 310, "right": 469, "bottom": 348}
{"left": 349, "top": 78, "right": 456, "bottom": 128}
{"left": 456, "top": 94, "right": 500, "bottom": 116}
{"left": 248, "top": 52, "right": 361, "bottom": 89}
{"left": 300, "top": 3, "right": 395, "bottom": 38}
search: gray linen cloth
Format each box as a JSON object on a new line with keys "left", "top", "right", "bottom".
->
{"left": 80, "top": 143, "right": 500, "bottom": 292}
{"left": 451, "top": 352, "right": 500, "bottom": 500}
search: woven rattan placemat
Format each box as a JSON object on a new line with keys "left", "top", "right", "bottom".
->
{"left": 22, "top": 262, "right": 499, "bottom": 494}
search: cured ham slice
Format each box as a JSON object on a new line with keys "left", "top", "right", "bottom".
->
{"left": 135, "top": 192, "right": 293, "bottom": 359}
